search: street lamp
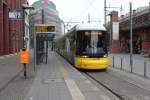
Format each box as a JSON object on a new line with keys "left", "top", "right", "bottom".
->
{"left": 22, "top": 4, "right": 34, "bottom": 48}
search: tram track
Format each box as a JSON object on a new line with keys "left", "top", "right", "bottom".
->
{"left": 85, "top": 72, "right": 125, "bottom": 100}
{"left": 82, "top": 69, "right": 150, "bottom": 100}
{"left": 56, "top": 52, "right": 150, "bottom": 100}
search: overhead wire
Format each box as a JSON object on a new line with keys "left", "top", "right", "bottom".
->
{"left": 68, "top": 0, "right": 97, "bottom": 23}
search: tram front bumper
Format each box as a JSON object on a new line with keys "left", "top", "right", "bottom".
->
{"left": 75, "top": 57, "right": 109, "bottom": 70}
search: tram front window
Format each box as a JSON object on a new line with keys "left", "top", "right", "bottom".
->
{"left": 76, "top": 31, "right": 107, "bottom": 57}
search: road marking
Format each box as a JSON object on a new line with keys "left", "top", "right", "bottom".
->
{"left": 30, "top": 97, "right": 34, "bottom": 100}
{"left": 65, "top": 79, "right": 86, "bottom": 100}
{"left": 58, "top": 60, "right": 86, "bottom": 100}
{"left": 100, "top": 95, "right": 111, "bottom": 100}
{"left": 132, "top": 97, "right": 140, "bottom": 100}
{"left": 85, "top": 80, "right": 92, "bottom": 84}
{"left": 91, "top": 86, "right": 99, "bottom": 91}
{"left": 80, "top": 75, "right": 87, "bottom": 79}
{"left": 144, "top": 96, "right": 150, "bottom": 100}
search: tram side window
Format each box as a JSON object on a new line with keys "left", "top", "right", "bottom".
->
{"left": 76, "top": 32, "right": 84, "bottom": 55}
{"left": 100, "top": 31, "right": 107, "bottom": 52}
{"left": 69, "top": 34, "right": 76, "bottom": 53}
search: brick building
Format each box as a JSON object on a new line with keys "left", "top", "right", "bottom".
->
{"left": 108, "top": 11, "right": 121, "bottom": 53}
{"left": 108, "top": 3, "right": 150, "bottom": 54}
{"left": 0, "top": 0, "right": 28, "bottom": 55}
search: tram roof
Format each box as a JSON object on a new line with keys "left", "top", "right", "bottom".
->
{"left": 75, "top": 23, "right": 106, "bottom": 31}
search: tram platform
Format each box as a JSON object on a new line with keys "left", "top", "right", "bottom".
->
{"left": 25, "top": 52, "right": 114, "bottom": 100}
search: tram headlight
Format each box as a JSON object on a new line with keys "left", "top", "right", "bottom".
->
{"left": 103, "top": 54, "right": 108, "bottom": 57}
{"left": 81, "top": 56, "right": 88, "bottom": 58}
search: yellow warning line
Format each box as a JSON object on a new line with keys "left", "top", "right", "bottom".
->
{"left": 57, "top": 59, "right": 86, "bottom": 100}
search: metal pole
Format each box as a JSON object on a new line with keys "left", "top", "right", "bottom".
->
{"left": 130, "top": 2, "right": 133, "bottom": 73}
{"left": 24, "top": 64, "right": 27, "bottom": 79}
{"left": 42, "top": 9, "right": 44, "bottom": 24}
{"left": 13, "top": 31, "right": 16, "bottom": 52}
{"left": 144, "top": 62, "right": 147, "bottom": 77}
{"left": 64, "top": 24, "right": 65, "bottom": 34}
{"left": 104, "top": 0, "right": 107, "bottom": 25}
{"left": 34, "top": 32, "right": 36, "bottom": 71}
{"left": 52, "top": 41, "right": 54, "bottom": 51}
{"left": 23, "top": 9, "right": 25, "bottom": 48}
{"left": 110, "top": 14, "right": 112, "bottom": 51}
{"left": 113, "top": 56, "right": 114, "bottom": 68}
{"left": 88, "top": 13, "right": 90, "bottom": 23}
{"left": 121, "top": 58, "right": 123, "bottom": 70}
{"left": 46, "top": 41, "right": 48, "bottom": 64}
{"left": 22, "top": 5, "right": 34, "bottom": 49}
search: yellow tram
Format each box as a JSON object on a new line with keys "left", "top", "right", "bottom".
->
{"left": 54, "top": 23, "right": 109, "bottom": 70}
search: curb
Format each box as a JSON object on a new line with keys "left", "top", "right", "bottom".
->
{"left": 0, "top": 53, "right": 18, "bottom": 59}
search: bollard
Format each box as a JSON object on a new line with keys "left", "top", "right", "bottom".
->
{"left": 121, "top": 58, "right": 123, "bottom": 70}
{"left": 130, "top": 59, "right": 133, "bottom": 73}
{"left": 144, "top": 62, "right": 147, "bottom": 77}
{"left": 113, "top": 56, "right": 114, "bottom": 68}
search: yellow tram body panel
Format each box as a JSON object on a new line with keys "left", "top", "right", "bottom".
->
{"left": 75, "top": 57, "right": 109, "bottom": 70}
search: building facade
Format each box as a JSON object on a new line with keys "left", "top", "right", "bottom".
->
{"left": 108, "top": 3, "right": 150, "bottom": 55}
{"left": 30, "top": 0, "right": 64, "bottom": 43}
{"left": 0, "top": 0, "right": 29, "bottom": 55}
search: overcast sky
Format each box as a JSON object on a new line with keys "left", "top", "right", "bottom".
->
{"left": 29, "top": 0, "right": 150, "bottom": 25}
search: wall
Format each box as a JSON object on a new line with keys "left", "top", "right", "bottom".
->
{"left": 110, "top": 11, "right": 121, "bottom": 53}
{"left": 0, "top": 0, "right": 27, "bottom": 55}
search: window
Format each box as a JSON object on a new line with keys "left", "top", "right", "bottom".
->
{"left": 76, "top": 30, "right": 107, "bottom": 57}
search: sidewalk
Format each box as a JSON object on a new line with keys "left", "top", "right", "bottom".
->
{"left": 0, "top": 51, "right": 34, "bottom": 92}
{"left": 25, "top": 52, "right": 117, "bottom": 100}
{"left": 109, "top": 53, "right": 150, "bottom": 78}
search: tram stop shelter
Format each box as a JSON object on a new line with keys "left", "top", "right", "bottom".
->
{"left": 34, "top": 24, "right": 55, "bottom": 67}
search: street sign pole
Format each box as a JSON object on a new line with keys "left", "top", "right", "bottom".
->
{"left": 22, "top": 4, "right": 34, "bottom": 74}
{"left": 34, "top": 31, "right": 36, "bottom": 71}
{"left": 22, "top": 8, "right": 25, "bottom": 48}
{"left": 24, "top": 64, "right": 27, "bottom": 78}
{"left": 130, "top": 2, "right": 133, "bottom": 73}
{"left": 46, "top": 41, "right": 48, "bottom": 64}
{"left": 104, "top": 0, "right": 107, "bottom": 26}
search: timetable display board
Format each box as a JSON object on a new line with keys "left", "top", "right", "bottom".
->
{"left": 35, "top": 24, "right": 55, "bottom": 33}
